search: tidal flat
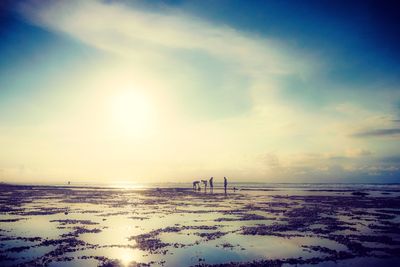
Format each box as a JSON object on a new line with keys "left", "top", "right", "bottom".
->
{"left": 1, "top": 184, "right": 400, "bottom": 267}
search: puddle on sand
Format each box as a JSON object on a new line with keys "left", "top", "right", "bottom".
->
{"left": 1, "top": 185, "right": 400, "bottom": 266}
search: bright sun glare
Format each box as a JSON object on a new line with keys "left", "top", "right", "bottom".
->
{"left": 119, "top": 249, "right": 136, "bottom": 266}
{"left": 111, "top": 89, "right": 154, "bottom": 137}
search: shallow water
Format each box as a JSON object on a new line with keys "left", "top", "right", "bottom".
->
{"left": 1, "top": 184, "right": 400, "bottom": 266}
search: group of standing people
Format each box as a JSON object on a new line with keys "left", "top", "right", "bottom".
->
{"left": 192, "top": 177, "right": 228, "bottom": 192}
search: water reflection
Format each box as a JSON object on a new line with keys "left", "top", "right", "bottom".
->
{"left": 1, "top": 185, "right": 399, "bottom": 266}
{"left": 119, "top": 249, "right": 136, "bottom": 266}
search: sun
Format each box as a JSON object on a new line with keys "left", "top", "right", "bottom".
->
{"left": 111, "top": 89, "right": 154, "bottom": 137}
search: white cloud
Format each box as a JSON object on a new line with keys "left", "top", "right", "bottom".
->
{"left": 21, "top": 0, "right": 312, "bottom": 77}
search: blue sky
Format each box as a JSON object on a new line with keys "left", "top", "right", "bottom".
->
{"left": 0, "top": 0, "right": 400, "bottom": 183}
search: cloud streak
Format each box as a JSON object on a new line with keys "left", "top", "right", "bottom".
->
{"left": 20, "top": 0, "right": 312, "bottom": 77}
{"left": 352, "top": 128, "right": 400, "bottom": 138}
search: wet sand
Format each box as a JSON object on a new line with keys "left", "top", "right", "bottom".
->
{"left": 0, "top": 184, "right": 400, "bottom": 266}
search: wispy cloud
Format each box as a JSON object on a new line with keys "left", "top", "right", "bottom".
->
{"left": 352, "top": 128, "right": 400, "bottom": 138}
{"left": 19, "top": 0, "right": 321, "bottom": 123}
{"left": 381, "top": 155, "right": 400, "bottom": 163}
{"left": 20, "top": 0, "right": 312, "bottom": 76}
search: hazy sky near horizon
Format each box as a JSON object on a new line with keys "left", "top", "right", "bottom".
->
{"left": 1, "top": 0, "right": 400, "bottom": 183}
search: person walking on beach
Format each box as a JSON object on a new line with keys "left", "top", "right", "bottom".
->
{"left": 209, "top": 177, "right": 214, "bottom": 191}
{"left": 224, "top": 177, "right": 228, "bottom": 193}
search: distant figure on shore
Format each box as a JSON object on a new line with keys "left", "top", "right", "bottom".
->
{"left": 193, "top": 181, "right": 200, "bottom": 190}
{"left": 209, "top": 177, "right": 214, "bottom": 191}
{"left": 224, "top": 177, "right": 228, "bottom": 192}
{"left": 201, "top": 180, "right": 208, "bottom": 191}
{"left": 68, "top": 181, "right": 70, "bottom": 185}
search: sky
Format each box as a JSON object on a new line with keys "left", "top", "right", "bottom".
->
{"left": 0, "top": 0, "right": 400, "bottom": 184}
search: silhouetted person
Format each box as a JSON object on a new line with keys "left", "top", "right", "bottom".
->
{"left": 224, "top": 177, "right": 228, "bottom": 193}
{"left": 209, "top": 177, "right": 214, "bottom": 191}
{"left": 201, "top": 180, "right": 208, "bottom": 191}
{"left": 193, "top": 181, "right": 200, "bottom": 190}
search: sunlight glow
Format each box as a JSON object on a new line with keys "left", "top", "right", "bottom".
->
{"left": 119, "top": 249, "right": 135, "bottom": 266}
{"left": 111, "top": 89, "right": 154, "bottom": 137}
{"left": 111, "top": 181, "right": 146, "bottom": 189}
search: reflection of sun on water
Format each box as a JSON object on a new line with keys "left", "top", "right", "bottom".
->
{"left": 112, "top": 181, "right": 145, "bottom": 189}
{"left": 113, "top": 247, "right": 146, "bottom": 267}
{"left": 120, "top": 250, "right": 135, "bottom": 266}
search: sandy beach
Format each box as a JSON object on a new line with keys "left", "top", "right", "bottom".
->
{"left": 0, "top": 184, "right": 399, "bottom": 267}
